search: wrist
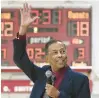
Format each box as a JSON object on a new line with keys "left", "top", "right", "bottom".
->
{"left": 16, "top": 32, "right": 26, "bottom": 40}
{"left": 21, "top": 24, "right": 28, "bottom": 27}
{"left": 19, "top": 25, "right": 28, "bottom": 35}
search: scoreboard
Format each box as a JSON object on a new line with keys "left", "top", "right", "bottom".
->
{"left": 1, "top": 8, "right": 91, "bottom": 67}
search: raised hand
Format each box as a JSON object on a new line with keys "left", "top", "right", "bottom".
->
{"left": 19, "top": 2, "right": 39, "bottom": 35}
{"left": 20, "top": 2, "right": 39, "bottom": 26}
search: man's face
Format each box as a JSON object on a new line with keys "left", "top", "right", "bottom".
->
{"left": 46, "top": 42, "right": 67, "bottom": 71}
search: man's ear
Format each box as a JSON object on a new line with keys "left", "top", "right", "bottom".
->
{"left": 45, "top": 55, "right": 49, "bottom": 63}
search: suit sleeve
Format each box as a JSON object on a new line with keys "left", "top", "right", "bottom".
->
{"left": 58, "top": 91, "right": 71, "bottom": 98}
{"left": 13, "top": 38, "right": 42, "bottom": 82}
{"left": 77, "top": 76, "right": 91, "bottom": 98}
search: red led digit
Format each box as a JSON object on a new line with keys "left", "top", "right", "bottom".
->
{"left": 80, "top": 22, "right": 89, "bottom": 36}
{"left": 58, "top": 10, "right": 61, "bottom": 24}
{"left": 31, "top": 10, "right": 39, "bottom": 24}
{"left": 77, "top": 22, "right": 80, "bottom": 36}
{"left": 1, "top": 22, "right": 4, "bottom": 36}
{"left": 27, "top": 48, "right": 34, "bottom": 59}
{"left": 5, "top": 22, "right": 13, "bottom": 36}
{"left": 1, "top": 22, "right": 13, "bottom": 37}
{"left": 77, "top": 21, "right": 89, "bottom": 36}
{"left": 78, "top": 48, "right": 85, "bottom": 59}
{"left": 42, "top": 10, "right": 51, "bottom": 24}
{"left": 1, "top": 48, "right": 7, "bottom": 59}
{"left": 35, "top": 48, "right": 45, "bottom": 60}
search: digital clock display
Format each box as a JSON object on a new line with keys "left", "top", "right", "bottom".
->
{"left": 1, "top": 8, "right": 91, "bottom": 67}
{"left": 30, "top": 9, "right": 61, "bottom": 25}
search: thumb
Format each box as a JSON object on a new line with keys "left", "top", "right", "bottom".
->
{"left": 32, "top": 16, "right": 40, "bottom": 22}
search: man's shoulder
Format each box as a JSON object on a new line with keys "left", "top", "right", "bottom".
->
{"left": 70, "top": 68, "right": 88, "bottom": 81}
{"left": 42, "top": 65, "right": 51, "bottom": 71}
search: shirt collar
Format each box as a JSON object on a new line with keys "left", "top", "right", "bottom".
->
{"left": 52, "top": 66, "right": 68, "bottom": 79}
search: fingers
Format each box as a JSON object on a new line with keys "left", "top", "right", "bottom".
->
{"left": 20, "top": 8, "right": 23, "bottom": 14}
{"left": 45, "top": 84, "right": 56, "bottom": 97}
{"left": 45, "top": 84, "right": 50, "bottom": 88}
{"left": 25, "top": 3, "right": 29, "bottom": 12}
{"left": 46, "top": 84, "right": 50, "bottom": 87}
{"left": 45, "top": 84, "right": 50, "bottom": 90}
{"left": 45, "top": 84, "right": 52, "bottom": 96}
{"left": 45, "top": 84, "right": 52, "bottom": 92}
{"left": 20, "top": 2, "right": 28, "bottom": 14}
{"left": 45, "top": 84, "right": 60, "bottom": 98}
{"left": 23, "top": 2, "right": 29, "bottom": 12}
{"left": 28, "top": 5, "right": 32, "bottom": 13}
{"left": 20, "top": 2, "right": 31, "bottom": 18}
{"left": 23, "top": 2, "right": 27, "bottom": 12}
{"left": 32, "top": 16, "right": 40, "bottom": 22}
{"left": 20, "top": 2, "right": 40, "bottom": 24}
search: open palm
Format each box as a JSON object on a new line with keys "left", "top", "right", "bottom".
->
{"left": 20, "top": 3, "right": 39, "bottom": 26}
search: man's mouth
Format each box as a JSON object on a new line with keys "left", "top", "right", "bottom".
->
{"left": 56, "top": 59, "right": 64, "bottom": 63}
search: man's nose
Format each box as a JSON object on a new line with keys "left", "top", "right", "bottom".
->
{"left": 57, "top": 51, "right": 62, "bottom": 57}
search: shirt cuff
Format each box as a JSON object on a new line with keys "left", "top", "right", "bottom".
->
{"left": 16, "top": 32, "right": 26, "bottom": 40}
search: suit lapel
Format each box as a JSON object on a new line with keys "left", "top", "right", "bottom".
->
{"left": 59, "top": 66, "right": 73, "bottom": 92}
{"left": 38, "top": 66, "right": 51, "bottom": 97}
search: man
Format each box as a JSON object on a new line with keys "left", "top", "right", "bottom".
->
{"left": 13, "top": 3, "right": 91, "bottom": 98}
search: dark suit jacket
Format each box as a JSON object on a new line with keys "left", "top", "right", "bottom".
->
{"left": 13, "top": 38, "right": 91, "bottom": 98}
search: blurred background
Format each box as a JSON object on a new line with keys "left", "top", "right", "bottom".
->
{"left": 1, "top": 0, "right": 99, "bottom": 98}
